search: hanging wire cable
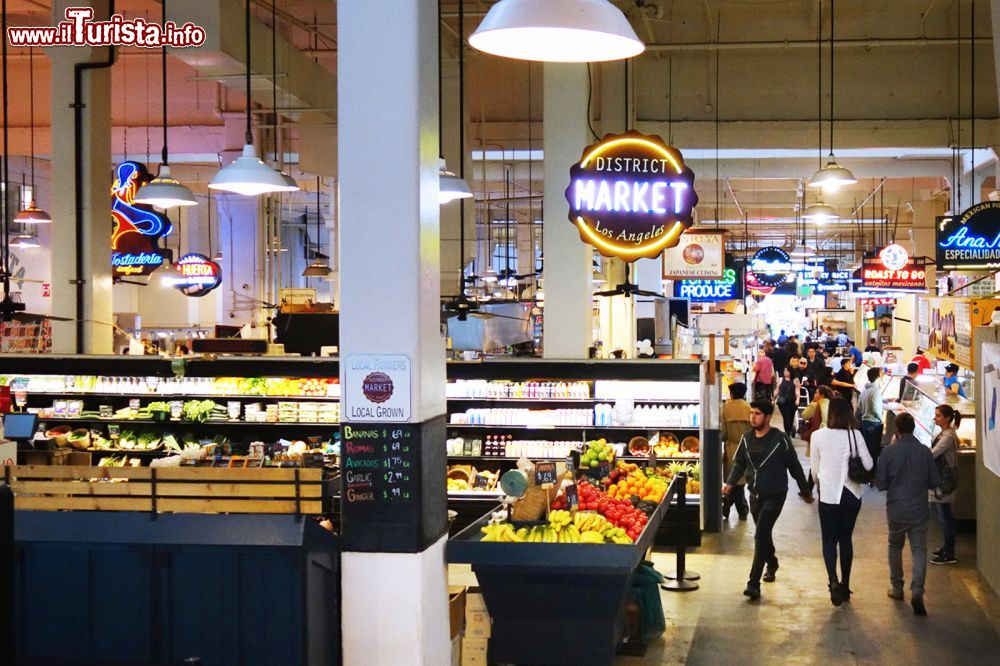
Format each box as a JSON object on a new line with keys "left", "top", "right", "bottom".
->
{"left": 970, "top": 0, "right": 976, "bottom": 206}
{"left": 817, "top": 0, "right": 823, "bottom": 169}
{"left": 585, "top": 63, "right": 599, "bottom": 140}
{"left": 715, "top": 11, "right": 721, "bottom": 228}
{"left": 828, "top": 0, "right": 835, "bottom": 159}
{"left": 1, "top": 0, "right": 8, "bottom": 275}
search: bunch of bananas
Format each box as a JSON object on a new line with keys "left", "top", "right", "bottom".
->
{"left": 574, "top": 512, "right": 612, "bottom": 534}
{"left": 481, "top": 523, "right": 527, "bottom": 542}
{"left": 603, "top": 526, "right": 633, "bottom": 544}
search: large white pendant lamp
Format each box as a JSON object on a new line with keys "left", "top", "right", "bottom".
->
{"left": 808, "top": 0, "right": 856, "bottom": 191}
{"left": 209, "top": 0, "right": 287, "bottom": 197}
{"left": 470, "top": 0, "right": 644, "bottom": 63}
{"left": 14, "top": 48, "right": 51, "bottom": 223}
{"left": 803, "top": 200, "right": 838, "bottom": 222}
{"left": 135, "top": 0, "right": 196, "bottom": 209}
{"left": 439, "top": 158, "right": 472, "bottom": 204}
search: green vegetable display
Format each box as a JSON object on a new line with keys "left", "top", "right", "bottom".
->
{"left": 181, "top": 400, "right": 220, "bottom": 423}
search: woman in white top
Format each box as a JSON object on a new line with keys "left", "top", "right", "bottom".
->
{"left": 810, "top": 397, "right": 874, "bottom": 607}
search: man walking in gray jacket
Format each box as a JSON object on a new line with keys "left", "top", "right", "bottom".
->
{"left": 874, "top": 412, "right": 939, "bottom": 615}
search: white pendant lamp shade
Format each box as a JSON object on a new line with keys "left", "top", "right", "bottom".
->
{"left": 134, "top": 165, "right": 198, "bottom": 209}
{"left": 439, "top": 158, "right": 472, "bottom": 204}
{"left": 13, "top": 201, "right": 51, "bottom": 223}
{"left": 789, "top": 246, "right": 817, "bottom": 258}
{"left": 279, "top": 172, "right": 300, "bottom": 192}
{"left": 12, "top": 233, "right": 40, "bottom": 248}
{"left": 303, "top": 260, "right": 332, "bottom": 277}
{"left": 209, "top": 144, "right": 289, "bottom": 196}
{"left": 469, "top": 0, "right": 644, "bottom": 63}
{"left": 808, "top": 159, "right": 857, "bottom": 191}
{"left": 803, "top": 200, "right": 838, "bottom": 222}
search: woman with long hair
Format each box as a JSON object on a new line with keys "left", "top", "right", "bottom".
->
{"left": 929, "top": 404, "right": 961, "bottom": 564}
{"left": 809, "top": 397, "right": 873, "bottom": 606}
{"left": 775, "top": 366, "right": 800, "bottom": 436}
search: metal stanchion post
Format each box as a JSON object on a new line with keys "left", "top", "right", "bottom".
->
{"left": 662, "top": 472, "right": 699, "bottom": 591}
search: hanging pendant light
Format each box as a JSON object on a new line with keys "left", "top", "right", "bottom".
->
{"left": 439, "top": 1, "right": 472, "bottom": 204}
{"left": 470, "top": 0, "right": 644, "bottom": 63}
{"left": 135, "top": 0, "right": 196, "bottom": 209}
{"left": 14, "top": 47, "right": 51, "bottom": 223}
{"left": 808, "top": 0, "right": 856, "bottom": 191}
{"left": 803, "top": 200, "right": 838, "bottom": 222}
{"left": 303, "top": 177, "right": 332, "bottom": 277}
{"left": 439, "top": 158, "right": 472, "bottom": 203}
{"left": 209, "top": 0, "right": 287, "bottom": 196}
{"left": 11, "top": 231, "right": 40, "bottom": 249}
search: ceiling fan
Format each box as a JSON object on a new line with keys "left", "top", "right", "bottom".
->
{"left": 594, "top": 262, "right": 666, "bottom": 299}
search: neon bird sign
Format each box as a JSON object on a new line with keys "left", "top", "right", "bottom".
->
{"left": 111, "top": 161, "right": 172, "bottom": 280}
{"left": 565, "top": 131, "right": 698, "bottom": 260}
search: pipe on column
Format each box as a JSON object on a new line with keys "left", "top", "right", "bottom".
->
{"left": 72, "top": 0, "right": 116, "bottom": 353}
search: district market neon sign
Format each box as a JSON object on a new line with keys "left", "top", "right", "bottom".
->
{"left": 111, "top": 161, "right": 172, "bottom": 280}
{"left": 165, "top": 253, "right": 222, "bottom": 297}
{"left": 565, "top": 131, "right": 698, "bottom": 260}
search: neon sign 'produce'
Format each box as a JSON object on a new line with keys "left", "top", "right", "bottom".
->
{"left": 111, "top": 161, "right": 172, "bottom": 279}
{"left": 565, "top": 131, "right": 698, "bottom": 260}
{"left": 675, "top": 267, "right": 740, "bottom": 302}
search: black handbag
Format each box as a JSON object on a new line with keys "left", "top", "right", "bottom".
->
{"left": 937, "top": 456, "right": 959, "bottom": 494}
{"left": 847, "top": 429, "right": 872, "bottom": 484}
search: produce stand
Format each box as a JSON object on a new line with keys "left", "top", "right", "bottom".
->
{"left": 8, "top": 465, "right": 341, "bottom": 666}
{"left": 446, "top": 477, "right": 677, "bottom": 666}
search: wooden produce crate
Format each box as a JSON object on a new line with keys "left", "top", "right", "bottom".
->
{"left": 7, "top": 465, "right": 325, "bottom": 515}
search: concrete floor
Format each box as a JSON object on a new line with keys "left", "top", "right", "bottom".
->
{"left": 448, "top": 438, "right": 1000, "bottom": 664}
{"left": 616, "top": 442, "right": 1000, "bottom": 665}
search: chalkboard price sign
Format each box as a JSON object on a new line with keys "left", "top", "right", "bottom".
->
{"left": 341, "top": 416, "right": 447, "bottom": 554}
{"left": 472, "top": 473, "right": 492, "bottom": 490}
{"left": 342, "top": 424, "right": 416, "bottom": 505}
{"left": 535, "top": 461, "right": 557, "bottom": 487}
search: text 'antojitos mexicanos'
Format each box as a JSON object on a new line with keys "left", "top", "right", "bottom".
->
{"left": 565, "top": 131, "right": 698, "bottom": 260}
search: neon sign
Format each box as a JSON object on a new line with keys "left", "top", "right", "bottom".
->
{"left": 748, "top": 247, "right": 791, "bottom": 288}
{"left": 936, "top": 201, "right": 1000, "bottom": 269}
{"left": 565, "top": 131, "right": 698, "bottom": 260}
{"left": 165, "top": 253, "right": 222, "bottom": 297}
{"left": 675, "top": 266, "right": 741, "bottom": 302}
{"left": 861, "top": 255, "right": 926, "bottom": 292}
{"left": 111, "top": 161, "right": 172, "bottom": 279}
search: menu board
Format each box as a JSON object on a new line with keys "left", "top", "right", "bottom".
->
{"left": 341, "top": 417, "right": 447, "bottom": 553}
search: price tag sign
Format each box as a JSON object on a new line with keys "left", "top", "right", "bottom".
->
{"left": 472, "top": 473, "right": 492, "bottom": 490}
{"left": 647, "top": 449, "right": 658, "bottom": 471}
{"left": 535, "top": 461, "right": 557, "bottom": 488}
{"left": 99, "top": 405, "right": 113, "bottom": 419}
{"left": 565, "top": 483, "right": 579, "bottom": 511}
{"left": 108, "top": 424, "right": 120, "bottom": 439}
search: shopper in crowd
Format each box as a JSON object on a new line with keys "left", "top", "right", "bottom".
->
{"left": 777, "top": 329, "right": 788, "bottom": 346}
{"left": 753, "top": 350, "right": 775, "bottom": 402}
{"left": 810, "top": 397, "right": 873, "bottom": 606}
{"left": 803, "top": 336, "right": 819, "bottom": 354}
{"left": 831, "top": 358, "right": 857, "bottom": 404}
{"left": 772, "top": 342, "right": 788, "bottom": 377}
{"left": 786, "top": 337, "right": 801, "bottom": 359}
{"left": 801, "top": 385, "right": 834, "bottom": 448}
{"left": 875, "top": 412, "right": 938, "bottom": 615}
{"left": 848, "top": 341, "right": 863, "bottom": 367}
{"left": 775, "top": 366, "right": 800, "bottom": 437}
{"left": 942, "top": 363, "right": 966, "bottom": 398}
{"left": 721, "top": 382, "right": 753, "bottom": 521}
{"left": 929, "top": 405, "right": 961, "bottom": 565}
{"left": 858, "top": 367, "right": 886, "bottom": 471}
{"left": 837, "top": 329, "right": 850, "bottom": 348}
{"left": 806, "top": 347, "right": 826, "bottom": 384}
{"left": 911, "top": 348, "right": 933, "bottom": 373}
{"left": 724, "top": 400, "right": 814, "bottom": 600}
{"left": 865, "top": 338, "right": 880, "bottom": 353}
{"left": 796, "top": 356, "right": 815, "bottom": 396}
{"left": 898, "top": 362, "right": 921, "bottom": 401}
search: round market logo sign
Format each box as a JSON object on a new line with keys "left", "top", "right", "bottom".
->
{"left": 165, "top": 253, "right": 222, "bottom": 297}
{"left": 565, "top": 131, "right": 698, "bottom": 260}
{"left": 361, "top": 372, "right": 394, "bottom": 404}
{"left": 748, "top": 247, "right": 791, "bottom": 288}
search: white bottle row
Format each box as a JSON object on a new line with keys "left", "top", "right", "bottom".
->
{"left": 448, "top": 404, "right": 700, "bottom": 428}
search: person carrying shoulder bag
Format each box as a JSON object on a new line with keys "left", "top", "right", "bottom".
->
{"left": 809, "top": 398, "right": 873, "bottom": 606}
{"left": 929, "top": 404, "right": 961, "bottom": 565}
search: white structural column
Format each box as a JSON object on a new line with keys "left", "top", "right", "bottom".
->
{"left": 337, "top": 1, "right": 449, "bottom": 665}
{"left": 543, "top": 64, "right": 594, "bottom": 358}
{"left": 47, "top": 0, "right": 113, "bottom": 353}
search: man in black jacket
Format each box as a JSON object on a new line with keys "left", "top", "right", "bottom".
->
{"left": 724, "top": 399, "right": 814, "bottom": 599}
